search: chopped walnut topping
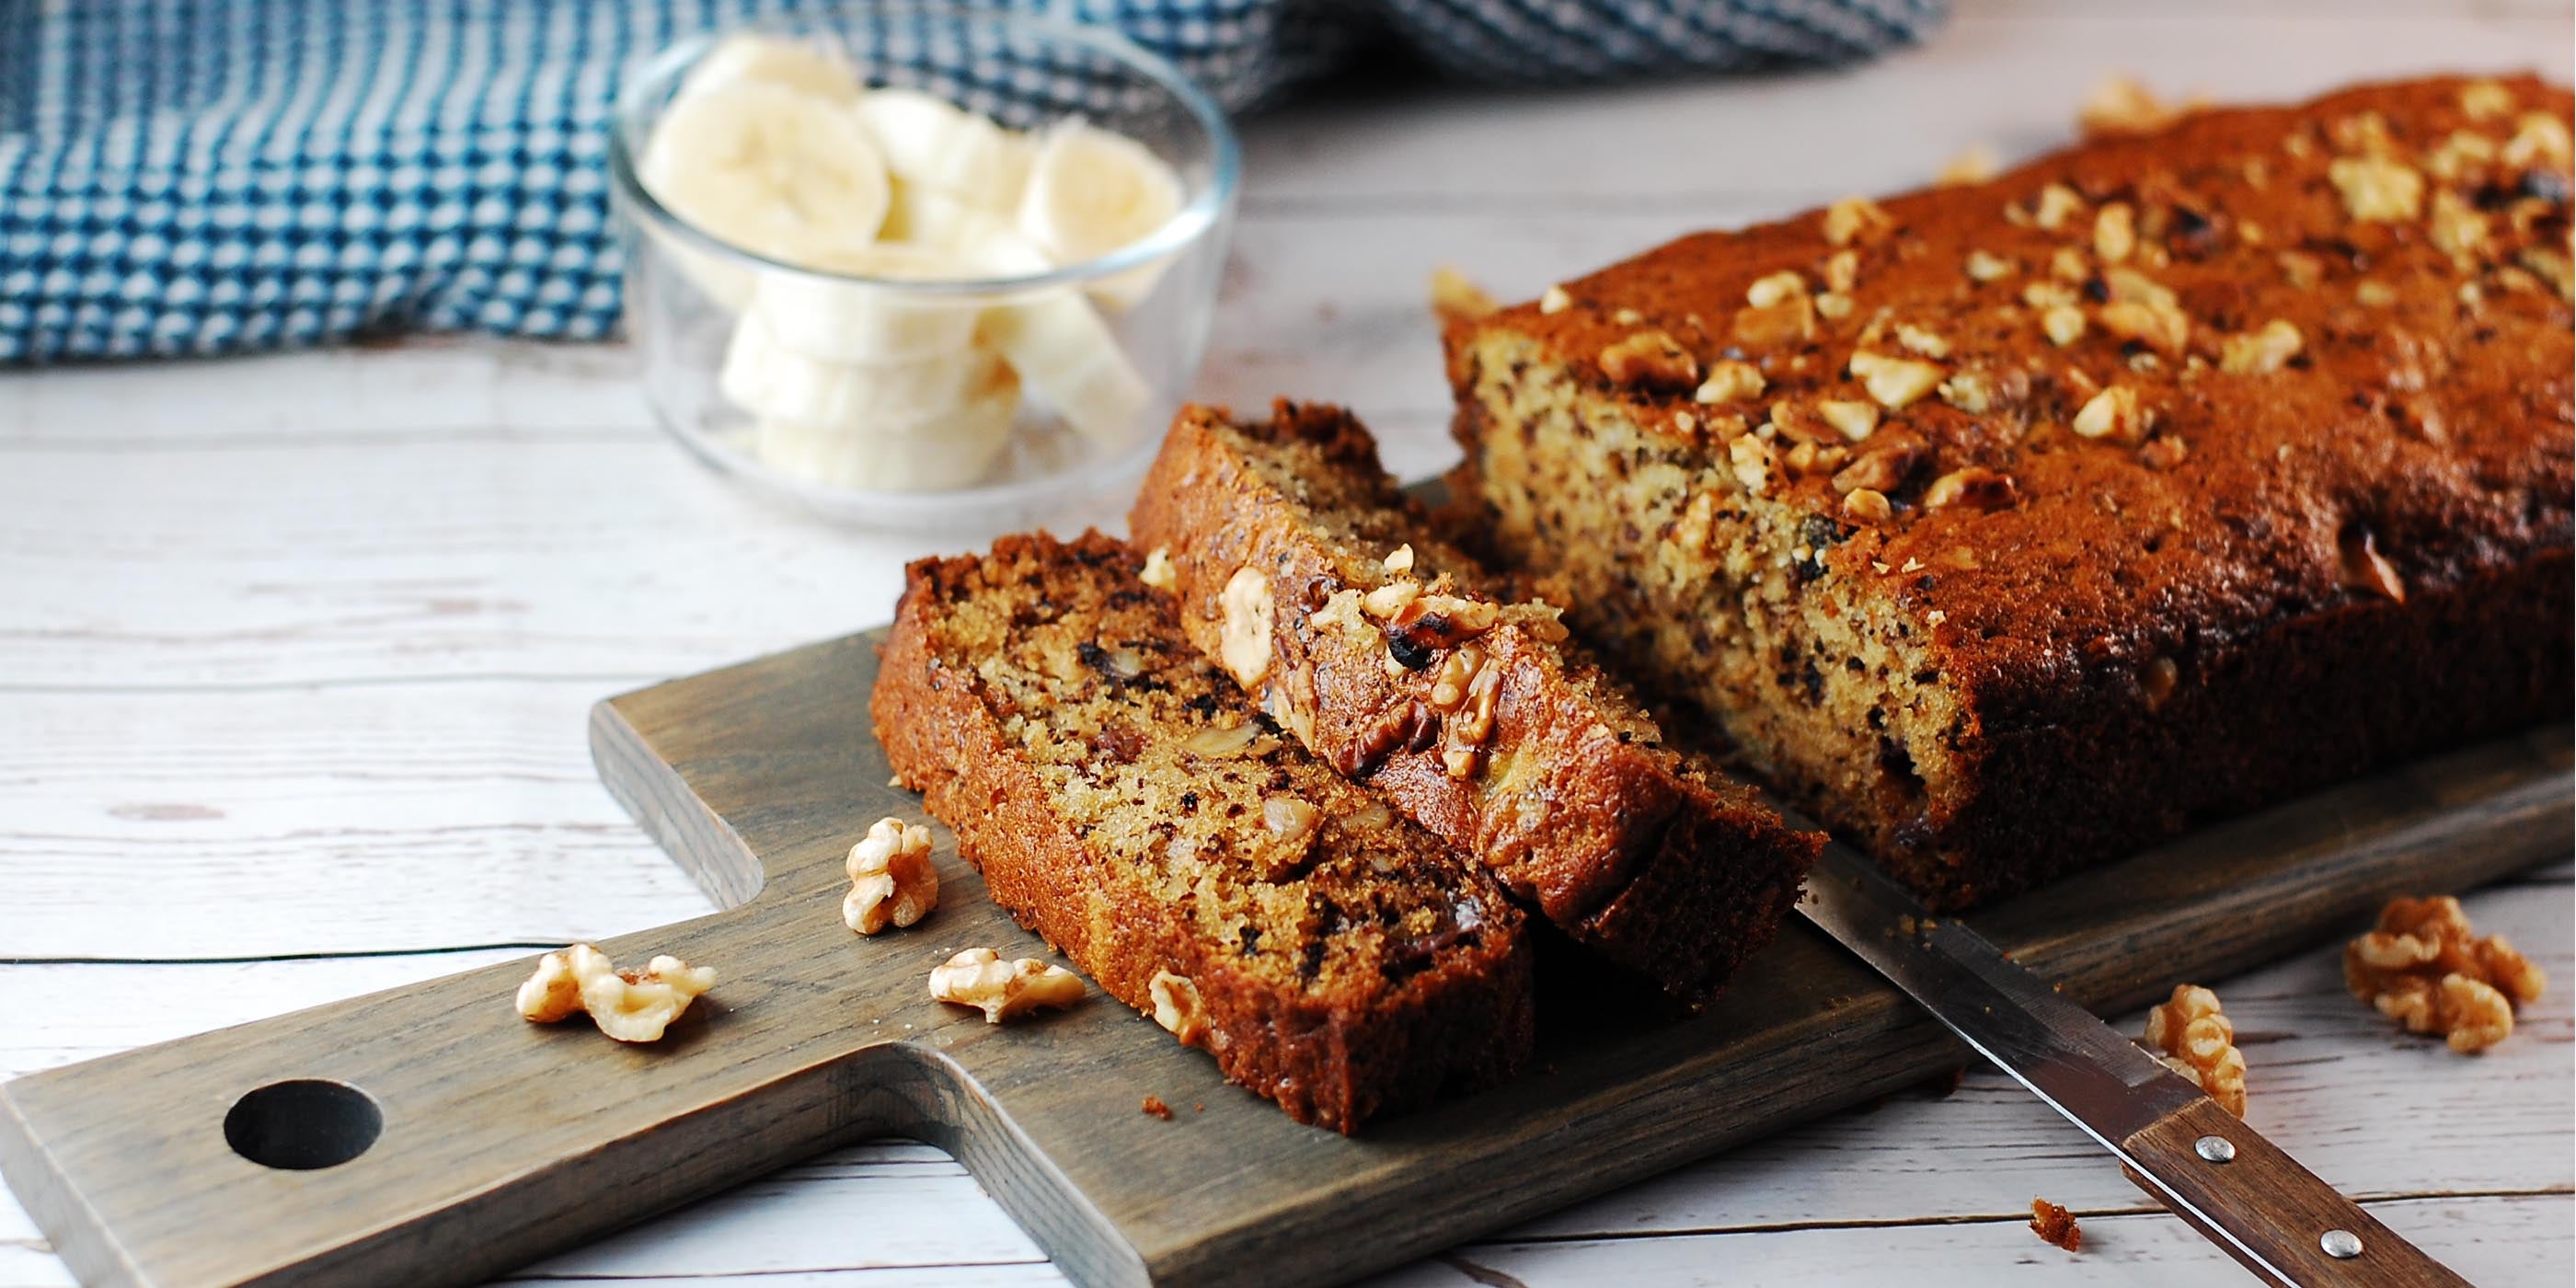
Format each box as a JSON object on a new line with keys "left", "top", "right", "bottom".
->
{"left": 1218, "top": 567, "right": 1274, "bottom": 685}
{"left": 1938, "top": 370, "right": 1996, "bottom": 414}
{"left": 1695, "top": 359, "right": 1767, "bottom": 405}
{"left": 1438, "top": 655, "right": 1504, "bottom": 779}
{"left": 933, "top": 949, "right": 1086, "bottom": 1024}
{"left": 1784, "top": 440, "right": 1850, "bottom": 477}
{"left": 1814, "top": 398, "right": 1882, "bottom": 442}
{"left": 2520, "top": 247, "right": 2575, "bottom": 302}
{"left": 2501, "top": 111, "right": 2573, "bottom": 167}
{"left": 1923, "top": 466, "right": 2017, "bottom": 512}
{"left": 2345, "top": 895, "right": 2546, "bottom": 1054}
{"left": 1538, "top": 284, "right": 1572, "bottom": 315}
{"left": 2144, "top": 983, "right": 2248, "bottom": 1116}
{"left": 2428, "top": 190, "right": 2490, "bottom": 262}
{"left": 2029, "top": 1199, "right": 2082, "bottom": 1253}
{"left": 1427, "top": 642, "right": 1489, "bottom": 711}
{"left": 845, "top": 817, "right": 938, "bottom": 935}
{"left": 2328, "top": 155, "right": 2424, "bottom": 223}
{"left": 2079, "top": 75, "right": 2184, "bottom": 138}
{"left": 1728, "top": 433, "right": 1777, "bottom": 496}
{"left": 2337, "top": 525, "right": 2406, "bottom": 603}
{"left": 1746, "top": 270, "right": 1807, "bottom": 307}
{"left": 1823, "top": 249, "right": 1860, "bottom": 293}
{"left": 1938, "top": 144, "right": 1998, "bottom": 186}
{"left": 1734, "top": 295, "right": 1816, "bottom": 347}
{"left": 1599, "top": 329, "right": 1699, "bottom": 391}
{"left": 1381, "top": 544, "right": 1415, "bottom": 575}
{"left": 2099, "top": 300, "right": 2188, "bottom": 354}
{"left": 2092, "top": 202, "right": 2137, "bottom": 264}
{"left": 1841, "top": 488, "right": 1893, "bottom": 524}
{"left": 1430, "top": 267, "right": 1498, "bottom": 325}
{"left": 1814, "top": 291, "right": 1856, "bottom": 320}
{"left": 2140, "top": 655, "right": 2179, "bottom": 710}
{"left": 1362, "top": 578, "right": 1421, "bottom": 621}
{"left": 2049, "top": 246, "right": 2089, "bottom": 282}
{"left": 2030, "top": 183, "right": 2085, "bottom": 231}
{"left": 1823, "top": 196, "right": 1893, "bottom": 247}
{"left": 2353, "top": 279, "right": 2398, "bottom": 307}
{"left": 1892, "top": 324, "right": 1950, "bottom": 360}
{"left": 2022, "top": 280, "right": 2079, "bottom": 310}
{"left": 1847, "top": 351, "right": 1942, "bottom": 409}
{"left": 2072, "top": 385, "right": 2154, "bottom": 443}
{"left": 2459, "top": 79, "right": 2515, "bottom": 121}
{"left": 2218, "top": 319, "right": 2304, "bottom": 374}
{"left": 2041, "top": 305, "right": 2086, "bottom": 347}
{"left": 517, "top": 943, "right": 717, "bottom": 1044}
{"left": 1139, "top": 546, "right": 1178, "bottom": 590}
{"left": 1833, "top": 434, "right": 1926, "bottom": 494}
{"left": 2426, "top": 128, "right": 2500, "bottom": 182}
{"left": 2138, "top": 435, "right": 2190, "bottom": 471}
{"left": 1965, "top": 249, "right": 2015, "bottom": 282}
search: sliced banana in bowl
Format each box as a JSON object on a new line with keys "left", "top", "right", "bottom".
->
{"left": 614, "top": 18, "right": 1235, "bottom": 513}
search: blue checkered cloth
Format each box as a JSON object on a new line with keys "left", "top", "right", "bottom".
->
{"left": 0, "top": 0, "right": 1946, "bottom": 362}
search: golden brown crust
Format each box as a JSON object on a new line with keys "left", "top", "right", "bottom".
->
{"left": 1132, "top": 402, "right": 1821, "bottom": 1001}
{"left": 1445, "top": 76, "right": 2575, "bottom": 905}
{"left": 873, "top": 531, "right": 1535, "bottom": 1132}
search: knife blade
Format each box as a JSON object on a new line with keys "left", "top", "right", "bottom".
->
{"left": 1798, "top": 841, "right": 2473, "bottom": 1288}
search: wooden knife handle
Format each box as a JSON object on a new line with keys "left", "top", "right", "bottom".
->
{"left": 2122, "top": 1098, "right": 2472, "bottom": 1287}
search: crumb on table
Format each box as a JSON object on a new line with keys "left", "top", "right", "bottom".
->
{"left": 2030, "top": 1198, "right": 2082, "bottom": 1252}
{"left": 1142, "top": 1095, "right": 1173, "bottom": 1121}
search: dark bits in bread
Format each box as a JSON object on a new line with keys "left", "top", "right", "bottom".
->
{"left": 872, "top": 530, "right": 1535, "bottom": 1132}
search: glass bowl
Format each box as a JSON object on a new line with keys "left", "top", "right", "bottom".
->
{"left": 607, "top": 5, "right": 1240, "bottom": 533}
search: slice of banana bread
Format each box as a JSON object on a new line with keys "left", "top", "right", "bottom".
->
{"left": 1443, "top": 75, "right": 2574, "bottom": 908}
{"left": 1130, "top": 401, "right": 1823, "bottom": 1003}
{"left": 873, "top": 530, "right": 1535, "bottom": 1132}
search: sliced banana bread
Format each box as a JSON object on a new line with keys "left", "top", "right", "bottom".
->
{"left": 873, "top": 530, "right": 1535, "bottom": 1132}
{"left": 1443, "top": 75, "right": 2574, "bottom": 908}
{"left": 1130, "top": 402, "right": 1822, "bottom": 1003}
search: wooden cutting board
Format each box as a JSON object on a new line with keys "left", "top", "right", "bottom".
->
{"left": 2, "top": 627, "right": 2566, "bottom": 1288}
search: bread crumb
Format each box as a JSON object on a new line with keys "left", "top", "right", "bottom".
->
{"left": 1141, "top": 1095, "right": 1174, "bottom": 1120}
{"left": 2030, "top": 1198, "right": 2082, "bottom": 1252}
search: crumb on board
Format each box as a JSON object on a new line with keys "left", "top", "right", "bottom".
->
{"left": 2030, "top": 1198, "right": 2082, "bottom": 1252}
{"left": 1142, "top": 1095, "right": 1173, "bottom": 1121}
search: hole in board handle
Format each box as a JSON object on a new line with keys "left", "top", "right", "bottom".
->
{"left": 224, "top": 1079, "right": 384, "bottom": 1170}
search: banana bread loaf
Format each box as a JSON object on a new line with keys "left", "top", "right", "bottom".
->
{"left": 1131, "top": 401, "right": 1822, "bottom": 1002}
{"left": 873, "top": 530, "right": 1535, "bottom": 1132}
{"left": 1443, "top": 75, "right": 2574, "bottom": 908}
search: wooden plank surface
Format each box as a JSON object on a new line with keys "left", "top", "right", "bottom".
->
{"left": 3, "top": 0, "right": 2571, "bottom": 1283}
{"left": 1, "top": 627, "right": 2564, "bottom": 1287}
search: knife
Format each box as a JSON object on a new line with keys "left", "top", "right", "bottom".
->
{"left": 1798, "top": 841, "right": 2474, "bottom": 1288}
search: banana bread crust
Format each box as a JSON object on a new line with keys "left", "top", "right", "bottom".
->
{"left": 1444, "top": 75, "right": 2574, "bottom": 906}
{"left": 1132, "top": 402, "right": 1821, "bottom": 1000}
{"left": 874, "top": 531, "right": 1535, "bottom": 1131}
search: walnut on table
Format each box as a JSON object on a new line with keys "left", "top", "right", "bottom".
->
{"left": 845, "top": 816, "right": 939, "bottom": 935}
{"left": 929, "top": 948, "right": 1086, "bottom": 1023}
{"left": 2143, "top": 983, "right": 2248, "bottom": 1117}
{"left": 514, "top": 943, "right": 717, "bottom": 1043}
{"left": 2344, "top": 895, "right": 2547, "bottom": 1053}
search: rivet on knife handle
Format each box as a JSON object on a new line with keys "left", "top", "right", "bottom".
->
{"left": 2122, "top": 1098, "right": 2472, "bottom": 1288}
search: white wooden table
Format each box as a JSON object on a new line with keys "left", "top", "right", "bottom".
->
{"left": 4, "top": 3, "right": 2570, "bottom": 1284}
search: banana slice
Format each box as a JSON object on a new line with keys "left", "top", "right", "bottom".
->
{"left": 1017, "top": 119, "right": 1184, "bottom": 310}
{"left": 981, "top": 288, "right": 1152, "bottom": 452}
{"left": 752, "top": 363, "right": 1022, "bottom": 490}
{"left": 881, "top": 181, "right": 1028, "bottom": 253}
{"left": 751, "top": 242, "right": 984, "bottom": 362}
{"left": 720, "top": 311, "right": 995, "bottom": 427}
{"left": 677, "top": 33, "right": 864, "bottom": 104}
{"left": 853, "top": 88, "right": 1031, "bottom": 212}
{"left": 640, "top": 81, "right": 891, "bottom": 271}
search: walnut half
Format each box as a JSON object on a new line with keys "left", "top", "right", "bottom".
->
{"left": 2344, "top": 895, "right": 2546, "bottom": 1053}
{"left": 845, "top": 816, "right": 939, "bottom": 935}
{"left": 2143, "top": 983, "right": 2247, "bottom": 1117}
{"left": 515, "top": 943, "right": 717, "bottom": 1044}
{"left": 929, "top": 948, "right": 1087, "bottom": 1024}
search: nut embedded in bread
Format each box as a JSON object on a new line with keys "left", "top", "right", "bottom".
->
{"left": 1132, "top": 401, "right": 1823, "bottom": 1003}
{"left": 1443, "top": 75, "right": 2574, "bottom": 909}
{"left": 871, "top": 530, "right": 1535, "bottom": 1132}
